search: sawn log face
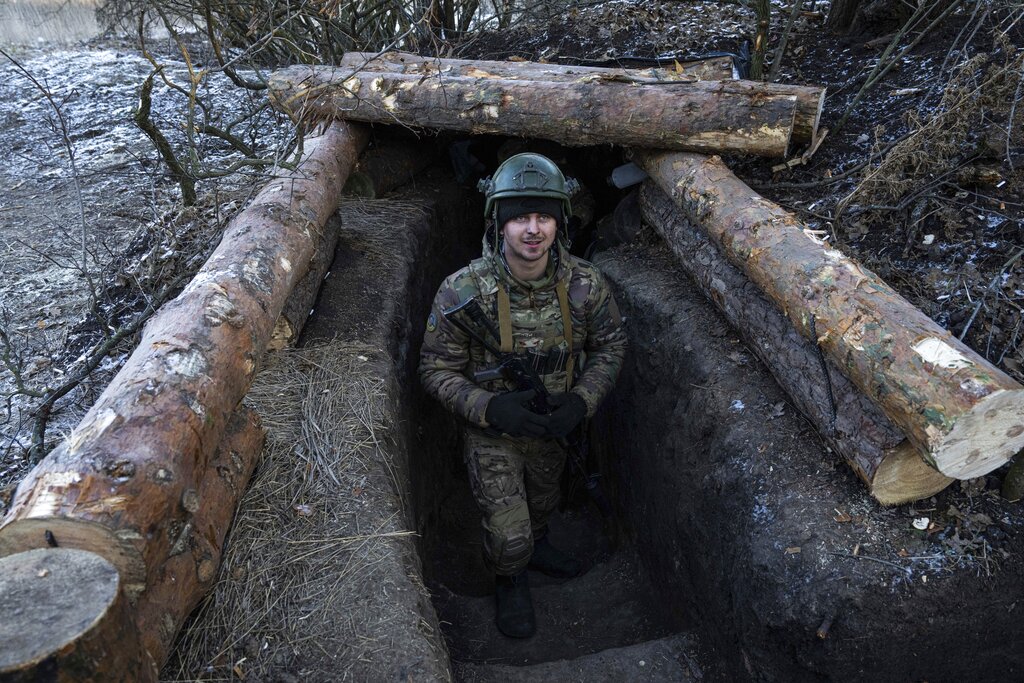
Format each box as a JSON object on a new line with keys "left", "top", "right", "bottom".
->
{"left": 269, "top": 65, "right": 799, "bottom": 157}
{"left": 635, "top": 150, "right": 1024, "bottom": 479}
{"left": 640, "top": 183, "right": 951, "bottom": 503}
{"left": 0, "top": 123, "right": 368, "bottom": 596}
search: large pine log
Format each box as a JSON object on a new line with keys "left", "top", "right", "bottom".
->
{"left": 640, "top": 183, "right": 952, "bottom": 503}
{"left": 635, "top": 151, "right": 1024, "bottom": 479}
{"left": 269, "top": 214, "right": 343, "bottom": 350}
{"left": 0, "top": 548, "right": 155, "bottom": 682}
{"left": 335, "top": 52, "right": 824, "bottom": 147}
{"left": 134, "top": 407, "right": 263, "bottom": 670}
{"left": 0, "top": 122, "right": 368, "bottom": 596}
{"left": 338, "top": 50, "right": 736, "bottom": 82}
{"left": 269, "top": 66, "right": 805, "bottom": 158}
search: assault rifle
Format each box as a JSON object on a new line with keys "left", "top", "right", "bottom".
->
{"left": 441, "top": 297, "right": 612, "bottom": 518}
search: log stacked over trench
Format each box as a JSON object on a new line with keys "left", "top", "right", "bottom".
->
{"left": 268, "top": 58, "right": 825, "bottom": 157}
{"left": 640, "top": 184, "right": 952, "bottom": 503}
{"left": 0, "top": 122, "right": 367, "bottom": 678}
{"left": 634, "top": 150, "right": 1024, "bottom": 480}
{"left": 334, "top": 51, "right": 823, "bottom": 147}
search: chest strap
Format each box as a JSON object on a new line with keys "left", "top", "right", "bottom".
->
{"left": 496, "top": 281, "right": 575, "bottom": 392}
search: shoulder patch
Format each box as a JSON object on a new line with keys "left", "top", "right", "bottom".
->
{"left": 426, "top": 312, "right": 438, "bottom": 332}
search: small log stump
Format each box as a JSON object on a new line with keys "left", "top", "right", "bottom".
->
{"left": 0, "top": 548, "right": 155, "bottom": 682}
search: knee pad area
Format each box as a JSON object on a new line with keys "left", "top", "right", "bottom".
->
{"left": 483, "top": 502, "right": 534, "bottom": 575}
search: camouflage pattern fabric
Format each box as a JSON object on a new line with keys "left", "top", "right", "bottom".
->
{"left": 419, "top": 236, "right": 627, "bottom": 428}
{"left": 419, "top": 233, "right": 627, "bottom": 576}
{"left": 464, "top": 428, "right": 566, "bottom": 575}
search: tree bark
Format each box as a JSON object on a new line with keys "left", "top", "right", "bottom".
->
{"left": 134, "top": 406, "right": 264, "bottom": 671}
{"left": 337, "top": 50, "right": 736, "bottom": 83}
{"left": 269, "top": 66, "right": 808, "bottom": 158}
{"left": 334, "top": 52, "right": 824, "bottom": 147}
{"left": 640, "top": 183, "right": 951, "bottom": 503}
{"left": 0, "top": 122, "right": 368, "bottom": 597}
{"left": 0, "top": 548, "right": 155, "bottom": 682}
{"left": 634, "top": 150, "right": 1024, "bottom": 479}
{"left": 269, "top": 214, "right": 342, "bottom": 350}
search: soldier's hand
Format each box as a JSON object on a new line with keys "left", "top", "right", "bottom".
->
{"left": 485, "top": 390, "right": 550, "bottom": 438}
{"left": 546, "top": 392, "right": 587, "bottom": 438}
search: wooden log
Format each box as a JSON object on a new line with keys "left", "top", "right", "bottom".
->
{"left": 134, "top": 406, "right": 264, "bottom": 670}
{"left": 335, "top": 52, "right": 824, "bottom": 147}
{"left": 0, "top": 122, "right": 368, "bottom": 597}
{"left": 640, "top": 183, "right": 951, "bottom": 503}
{"left": 269, "top": 66, "right": 803, "bottom": 158}
{"left": 0, "top": 548, "right": 156, "bottom": 682}
{"left": 337, "top": 50, "right": 736, "bottom": 83}
{"left": 635, "top": 150, "right": 1024, "bottom": 479}
{"left": 269, "top": 214, "right": 342, "bottom": 350}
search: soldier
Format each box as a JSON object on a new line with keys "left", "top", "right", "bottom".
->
{"left": 419, "top": 152, "right": 627, "bottom": 638}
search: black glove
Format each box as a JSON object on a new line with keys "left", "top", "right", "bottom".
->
{"left": 485, "top": 390, "right": 550, "bottom": 438}
{"left": 546, "top": 392, "right": 588, "bottom": 438}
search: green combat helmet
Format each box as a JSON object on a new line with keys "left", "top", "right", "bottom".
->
{"left": 478, "top": 153, "right": 580, "bottom": 222}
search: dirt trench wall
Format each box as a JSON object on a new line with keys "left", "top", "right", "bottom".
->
{"left": 195, "top": 164, "right": 480, "bottom": 682}
{"left": 593, "top": 241, "right": 1024, "bottom": 683}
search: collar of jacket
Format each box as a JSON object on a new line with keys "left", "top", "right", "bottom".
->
{"left": 479, "top": 228, "right": 572, "bottom": 295}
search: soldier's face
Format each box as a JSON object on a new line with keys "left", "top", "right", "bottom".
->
{"left": 501, "top": 212, "right": 557, "bottom": 269}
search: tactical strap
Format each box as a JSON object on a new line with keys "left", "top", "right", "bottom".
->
{"left": 498, "top": 280, "right": 575, "bottom": 391}
{"left": 556, "top": 280, "right": 575, "bottom": 392}
{"left": 497, "top": 286, "right": 514, "bottom": 353}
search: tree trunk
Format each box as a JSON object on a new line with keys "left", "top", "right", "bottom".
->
{"left": 333, "top": 52, "right": 824, "bottom": 148}
{"left": 134, "top": 406, "right": 263, "bottom": 671}
{"left": 826, "top": 0, "right": 863, "bottom": 33}
{"left": 269, "top": 66, "right": 808, "bottom": 158}
{"left": 269, "top": 214, "right": 342, "bottom": 350}
{"left": 337, "top": 50, "right": 737, "bottom": 82}
{"left": 0, "top": 548, "right": 156, "bottom": 682}
{"left": 640, "top": 183, "right": 951, "bottom": 503}
{"left": 634, "top": 150, "right": 1024, "bottom": 479}
{"left": 0, "top": 122, "right": 368, "bottom": 598}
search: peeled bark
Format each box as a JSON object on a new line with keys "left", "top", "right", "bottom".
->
{"left": 640, "top": 183, "right": 951, "bottom": 503}
{"left": 335, "top": 52, "right": 823, "bottom": 147}
{"left": 337, "top": 50, "right": 736, "bottom": 83}
{"left": 269, "top": 214, "right": 343, "bottom": 350}
{"left": 269, "top": 65, "right": 804, "bottom": 158}
{"left": 0, "top": 548, "right": 155, "bottom": 682}
{"left": 635, "top": 150, "right": 1024, "bottom": 479}
{"left": 134, "top": 407, "right": 264, "bottom": 670}
{"left": 0, "top": 122, "right": 368, "bottom": 597}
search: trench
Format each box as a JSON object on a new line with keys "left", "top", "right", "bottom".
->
{"left": 291, "top": 135, "right": 1024, "bottom": 683}
{"left": 350, "top": 140, "right": 711, "bottom": 680}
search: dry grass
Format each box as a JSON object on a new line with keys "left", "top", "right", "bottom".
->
{"left": 162, "top": 341, "right": 445, "bottom": 682}
{"left": 839, "top": 45, "right": 1024, "bottom": 221}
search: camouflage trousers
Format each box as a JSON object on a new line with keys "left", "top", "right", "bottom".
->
{"left": 463, "top": 427, "right": 567, "bottom": 576}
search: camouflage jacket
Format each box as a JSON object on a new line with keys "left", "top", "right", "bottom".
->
{"left": 419, "top": 235, "right": 627, "bottom": 430}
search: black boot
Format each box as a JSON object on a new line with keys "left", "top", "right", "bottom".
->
{"left": 528, "top": 535, "right": 582, "bottom": 579}
{"left": 495, "top": 571, "right": 535, "bottom": 638}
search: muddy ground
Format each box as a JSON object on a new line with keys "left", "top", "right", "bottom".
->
{"left": 1, "top": 0, "right": 1023, "bottom": 680}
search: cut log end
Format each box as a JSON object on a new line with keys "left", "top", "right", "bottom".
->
{"left": 0, "top": 518, "right": 146, "bottom": 600}
{"left": 0, "top": 548, "right": 154, "bottom": 682}
{"left": 931, "top": 389, "right": 1024, "bottom": 479}
{"left": 870, "top": 443, "right": 954, "bottom": 506}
